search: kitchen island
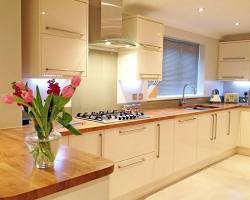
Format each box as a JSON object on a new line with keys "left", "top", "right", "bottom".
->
{"left": 0, "top": 127, "right": 114, "bottom": 200}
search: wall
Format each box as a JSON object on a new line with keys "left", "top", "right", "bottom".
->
{"left": 72, "top": 50, "right": 120, "bottom": 114}
{"left": 0, "top": 0, "right": 22, "bottom": 128}
{"left": 223, "top": 81, "right": 250, "bottom": 96}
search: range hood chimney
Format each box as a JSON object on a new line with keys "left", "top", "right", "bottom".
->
{"left": 89, "top": 0, "right": 137, "bottom": 49}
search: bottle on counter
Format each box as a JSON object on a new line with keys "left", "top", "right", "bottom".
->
{"left": 248, "top": 90, "right": 250, "bottom": 105}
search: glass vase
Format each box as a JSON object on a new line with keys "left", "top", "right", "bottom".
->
{"left": 25, "top": 131, "right": 62, "bottom": 169}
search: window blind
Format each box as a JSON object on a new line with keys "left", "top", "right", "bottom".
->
{"left": 157, "top": 38, "right": 199, "bottom": 96}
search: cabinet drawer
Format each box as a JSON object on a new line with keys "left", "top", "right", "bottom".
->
{"left": 103, "top": 124, "right": 155, "bottom": 162}
{"left": 218, "top": 61, "right": 250, "bottom": 80}
{"left": 40, "top": 0, "right": 87, "bottom": 40}
{"left": 41, "top": 34, "right": 87, "bottom": 76}
{"left": 109, "top": 153, "right": 154, "bottom": 199}
{"left": 69, "top": 132, "right": 102, "bottom": 156}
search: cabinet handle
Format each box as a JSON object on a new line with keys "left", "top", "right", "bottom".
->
{"left": 223, "top": 57, "right": 246, "bottom": 60}
{"left": 156, "top": 124, "right": 160, "bottom": 158}
{"left": 140, "top": 44, "right": 163, "bottom": 51}
{"left": 99, "top": 133, "right": 104, "bottom": 157}
{"left": 210, "top": 114, "right": 214, "bottom": 141}
{"left": 213, "top": 114, "right": 218, "bottom": 140}
{"left": 178, "top": 117, "right": 196, "bottom": 123}
{"left": 222, "top": 76, "right": 244, "bottom": 79}
{"left": 119, "top": 127, "right": 146, "bottom": 134}
{"left": 227, "top": 111, "right": 231, "bottom": 135}
{"left": 118, "top": 158, "right": 145, "bottom": 169}
{"left": 45, "top": 68, "right": 85, "bottom": 73}
{"left": 45, "top": 26, "right": 85, "bottom": 38}
{"left": 140, "top": 73, "right": 161, "bottom": 79}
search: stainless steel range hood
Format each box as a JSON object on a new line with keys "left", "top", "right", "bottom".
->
{"left": 89, "top": 0, "right": 137, "bottom": 49}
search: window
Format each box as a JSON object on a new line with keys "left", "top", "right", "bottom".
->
{"left": 150, "top": 38, "right": 200, "bottom": 98}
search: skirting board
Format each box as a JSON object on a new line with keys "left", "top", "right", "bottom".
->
{"left": 115, "top": 148, "right": 237, "bottom": 200}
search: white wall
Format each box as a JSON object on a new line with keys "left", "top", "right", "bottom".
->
{"left": 0, "top": 0, "right": 22, "bottom": 128}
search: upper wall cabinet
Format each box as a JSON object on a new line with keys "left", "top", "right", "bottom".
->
{"left": 118, "top": 16, "right": 164, "bottom": 81}
{"left": 123, "top": 15, "right": 164, "bottom": 48}
{"left": 218, "top": 41, "right": 250, "bottom": 81}
{"left": 22, "top": 0, "right": 88, "bottom": 78}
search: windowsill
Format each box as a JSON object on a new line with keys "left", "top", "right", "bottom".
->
{"left": 147, "top": 94, "right": 208, "bottom": 102}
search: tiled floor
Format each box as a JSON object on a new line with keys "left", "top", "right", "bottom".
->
{"left": 146, "top": 155, "right": 250, "bottom": 200}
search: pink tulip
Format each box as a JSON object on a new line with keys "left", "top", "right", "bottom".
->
{"left": 71, "top": 76, "right": 81, "bottom": 88}
{"left": 21, "top": 90, "right": 33, "bottom": 103}
{"left": 16, "top": 81, "right": 25, "bottom": 90}
{"left": 2, "top": 95, "right": 15, "bottom": 104}
{"left": 61, "top": 85, "right": 75, "bottom": 98}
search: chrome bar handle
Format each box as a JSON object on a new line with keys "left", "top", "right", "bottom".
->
{"left": 222, "top": 76, "right": 244, "bottom": 79}
{"left": 210, "top": 114, "right": 214, "bottom": 141}
{"left": 119, "top": 127, "right": 146, "bottom": 134}
{"left": 223, "top": 57, "right": 246, "bottom": 60}
{"left": 213, "top": 114, "right": 218, "bottom": 140}
{"left": 140, "top": 44, "right": 163, "bottom": 51}
{"left": 156, "top": 124, "right": 161, "bottom": 158}
{"left": 118, "top": 158, "right": 145, "bottom": 169}
{"left": 99, "top": 133, "right": 104, "bottom": 157}
{"left": 45, "top": 68, "right": 85, "bottom": 73}
{"left": 227, "top": 111, "right": 231, "bottom": 135}
{"left": 178, "top": 117, "right": 196, "bottom": 123}
{"left": 45, "top": 26, "right": 84, "bottom": 38}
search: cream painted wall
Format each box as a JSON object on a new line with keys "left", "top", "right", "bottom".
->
{"left": 72, "top": 50, "right": 120, "bottom": 114}
{"left": 0, "top": 0, "right": 22, "bottom": 128}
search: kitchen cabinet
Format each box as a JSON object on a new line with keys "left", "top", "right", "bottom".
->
{"left": 173, "top": 116, "right": 198, "bottom": 171}
{"left": 197, "top": 109, "right": 239, "bottom": 162}
{"left": 239, "top": 110, "right": 250, "bottom": 148}
{"left": 123, "top": 15, "right": 164, "bottom": 48}
{"left": 103, "top": 124, "right": 155, "bottom": 162}
{"left": 218, "top": 41, "right": 250, "bottom": 81}
{"left": 218, "top": 61, "right": 250, "bottom": 81}
{"left": 109, "top": 153, "right": 155, "bottom": 199}
{"left": 118, "top": 15, "right": 164, "bottom": 81}
{"left": 68, "top": 131, "right": 102, "bottom": 156}
{"left": 153, "top": 120, "right": 174, "bottom": 180}
{"left": 118, "top": 47, "right": 163, "bottom": 81}
{"left": 61, "top": 136, "right": 69, "bottom": 146}
{"left": 22, "top": 0, "right": 88, "bottom": 78}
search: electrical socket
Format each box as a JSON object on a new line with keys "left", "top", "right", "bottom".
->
{"left": 138, "top": 93, "right": 143, "bottom": 100}
{"left": 132, "top": 93, "right": 137, "bottom": 101}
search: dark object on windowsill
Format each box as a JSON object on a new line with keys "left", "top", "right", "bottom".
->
{"left": 22, "top": 118, "right": 30, "bottom": 125}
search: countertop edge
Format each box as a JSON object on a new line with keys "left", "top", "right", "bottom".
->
{"left": 0, "top": 165, "right": 114, "bottom": 200}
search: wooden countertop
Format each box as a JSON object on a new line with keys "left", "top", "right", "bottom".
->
{"left": 0, "top": 127, "right": 114, "bottom": 200}
{"left": 59, "top": 103, "right": 246, "bottom": 135}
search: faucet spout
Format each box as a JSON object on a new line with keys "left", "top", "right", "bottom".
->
{"left": 179, "top": 84, "right": 196, "bottom": 106}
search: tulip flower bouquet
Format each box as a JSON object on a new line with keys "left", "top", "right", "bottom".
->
{"left": 2, "top": 76, "right": 82, "bottom": 168}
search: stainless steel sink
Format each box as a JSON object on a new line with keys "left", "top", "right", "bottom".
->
{"left": 183, "top": 105, "right": 220, "bottom": 111}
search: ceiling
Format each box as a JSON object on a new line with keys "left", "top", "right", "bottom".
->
{"left": 123, "top": 0, "right": 250, "bottom": 39}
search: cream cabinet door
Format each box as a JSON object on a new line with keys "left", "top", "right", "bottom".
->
{"left": 137, "top": 47, "right": 163, "bottom": 80}
{"left": 40, "top": 0, "right": 88, "bottom": 40}
{"left": 219, "top": 41, "right": 250, "bottom": 61}
{"left": 41, "top": 34, "right": 87, "bottom": 76}
{"left": 197, "top": 113, "right": 215, "bottom": 162}
{"left": 109, "top": 153, "right": 155, "bottom": 199}
{"left": 154, "top": 120, "right": 174, "bottom": 180}
{"left": 137, "top": 18, "right": 164, "bottom": 47}
{"left": 173, "top": 116, "right": 198, "bottom": 171}
{"left": 239, "top": 111, "right": 250, "bottom": 148}
{"left": 227, "top": 109, "right": 240, "bottom": 149}
{"left": 103, "top": 124, "right": 155, "bottom": 162}
{"left": 68, "top": 132, "right": 102, "bottom": 156}
{"left": 218, "top": 61, "right": 250, "bottom": 81}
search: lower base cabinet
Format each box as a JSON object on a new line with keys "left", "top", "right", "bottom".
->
{"left": 153, "top": 120, "right": 174, "bottom": 180}
{"left": 173, "top": 116, "right": 198, "bottom": 171}
{"left": 240, "top": 110, "right": 250, "bottom": 148}
{"left": 109, "top": 153, "right": 155, "bottom": 199}
{"left": 68, "top": 131, "right": 102, "bottom": 156}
